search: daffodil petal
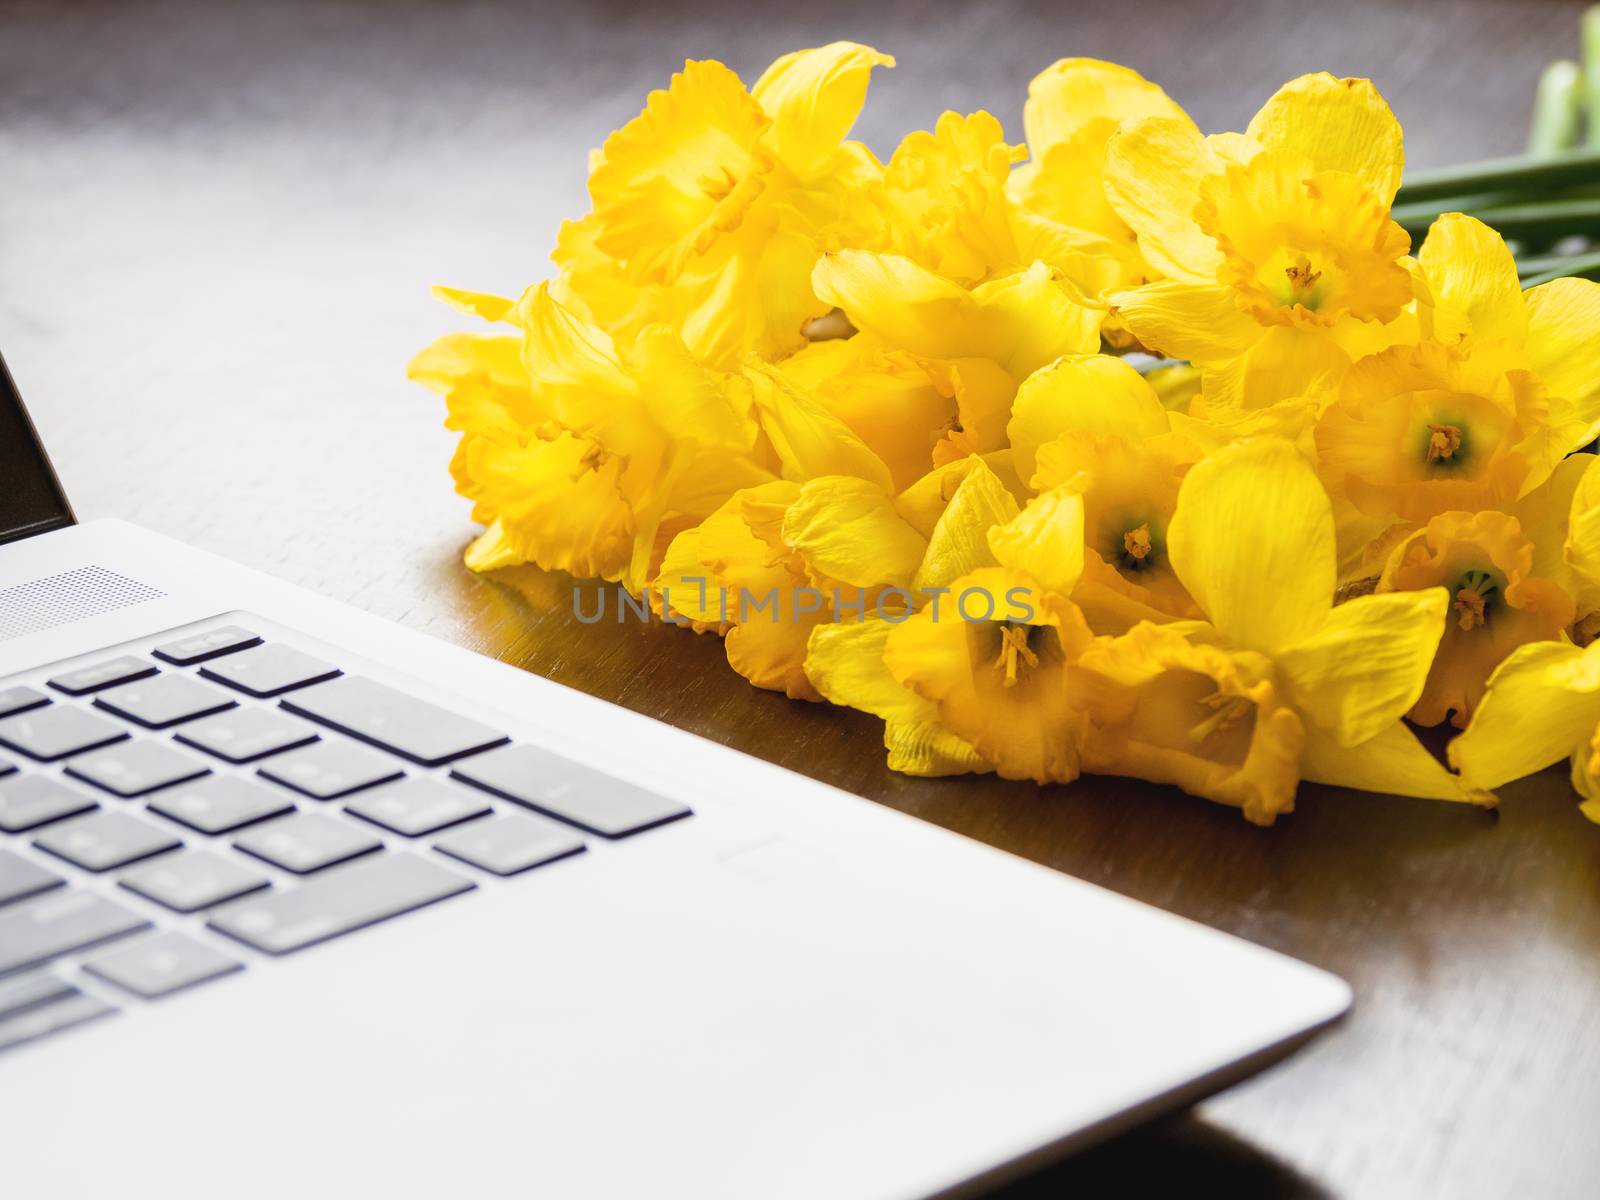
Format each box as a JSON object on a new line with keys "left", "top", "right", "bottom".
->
{"left": 1277, "top": 589, "right": 1449, "bottom": 746}
{"left": 744, "top": 362, "right": 896, "bottom": 491}
{"left": 1524, "top": 277, "right": 1600, "bottom": 430}
{"left": 1416, "top": 214, "right": 1526, "bottom": 345}
{"left": 813, "top": 252, "right": 1097, "bottom": 377}
{"left": 804, "top": 618, "right": 927, "bottom": 724}
{"left": 431, "top": 285, "right": 520, "bottom": 325}
{"left": 1447, "top": 640, "right": 1600, "bottom": 788}
{"left": 883, "top": 718, "right": 991, "bottom": 776}
{"left": 407, "top": 333, "right": 529, "bottom": 395}
{"left": 725, "top": 594, "right": 826, "bottom": 701}
{"left": 967, "top": 261, "right": 1102, "bottom": 374}
{"left": 988, "top": 487, "right": 1085, "bottom": 596}
{"left": 1243, "top": 73, "right": 1404, "bottom": 204}
{"left": 782, "top": 476, "right": 928, "bottom": 590}
{"left": 1301, "top": 721, "right": 1493, "bottom": 805}
{"left": 1007, "top": 354, "right": 1169, "bottom": 484}
{"left": 1199, "top": 323, "right": 1350, "bottom": 411}
{"left": 752, "top": 42, "right": 894, "bottom": 180}
{"left": 1110, "top": 281, "right": 1262, "bottom": 366}
{"left": 1021, "top": 57, "right": 1190, "bottom": 155}
{"left": 812, "top": 251, "right": 976, "bottom": 359}
{"left": 1166, "top": 437, "right": 1335, "bottom": 652}
{"left": 893, "top": 452, "right": 1025, "bottom": 538}
{"left": 912, "top": 458, "right": 1021, "bottom": 594}
{"left": 1103, "top": 116, "right": 1224, "bottom": 284}
{"left": 1565, "top": 454, "right": 1600, "bottom": 613}
{"left": 463, "top": 519, "right": 522, "bottom": 572}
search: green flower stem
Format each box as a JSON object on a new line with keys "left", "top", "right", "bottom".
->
{"left": 1529, "top": 60, "right": 1585, "bottom": 156}
{"left": 1395, "top": 148, "right": 1600, "bottom": 207}
{"left": 1394, "top": 197, "right": 1600, "bottom": 240}
{"left": 1586, "top": 5, "right": 1600, "bottom": 147}
{"left": 1519, "top": 248, "right": 1600, "bottom": 286}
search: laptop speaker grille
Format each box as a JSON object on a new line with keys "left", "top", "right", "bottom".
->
{"left": 0, "top": 566, "right": 165, "bottom": 642}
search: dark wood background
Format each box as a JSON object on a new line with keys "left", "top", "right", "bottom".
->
{"left": 5, "top": 0, "right": 1598, "bottom": 1194}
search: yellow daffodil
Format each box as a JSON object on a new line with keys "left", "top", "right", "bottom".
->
{"left": 554, "top": 42, "right": 895, "bottom": 367}
{"left": 413, "top": 284, "right": 771, "bottom": 590}
{"left": 850, "top": 111, "right": 1025, "bottom": 287}
{"left": 1007, "top": 58, "right": 1190, "bottom": 342}
{"left": 652, "top": 473, "right": 931, "bottom": 700}
{"left": 1106, "top": 73, "right": 1415, "bottom": 408}
{"left": 1316, "top": 215, "right": 1593, "bottom": 527}
{"left": 1070, "top": 623, "right": 1306, "bottom": 825}
{"left": 1009, "top": 354, "right": 1203, "bottom": 630}
{"left": 805, "top": 460, "right": 1090, "bottom": 779}
{"left": 1375, "top": 510, "right": 1575, "bottom": 728}
{"left": 1070, "top": 438, "right": 1487, "bottom": 823}
{"left": 1449, "top": 637, "right": 1600, "bottom": 821}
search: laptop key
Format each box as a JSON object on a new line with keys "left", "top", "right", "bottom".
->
{"left": 48, "top": 656, "right": 159, "bottom": 697}
{"left": 200, "top": 643, "right": 341, "bottom": 698}
{"left": 0, "top": 991, "right": 116, "bottom": 1053}
{"left": 345, "top": 777, "right": 492, "bottom": 836}
{"left": 0, "top": 705, "right": 129, "bottom": 762}
{"left": 83, "top": 931, "right": 242, "bottom": 999}
{"left": 93, "top": 674, "right": 236, "bottom": 729}
{"left": 120, "top": 849, "right": 270, "bottom": 912}
{"left": 280, "top": 675, "right": 509, "bottom": 767}
{"left": 34, "top": 811, "right": 182, "bottom": 872}
{"left": 0, "top": 850, "right": 64, "bottom": 907}
{"left": 208, "top": 853, "right": 474, "bottom": 955}
{"left": 233, "top": 812, "right": 381, "bottom": 874}
{"left": 65, "top": 740, "right": 210, "bottom": 797}
{"left": 175, "top": 706, "right": 319, "bottom": 763}
{"left": 152, "top": 625, "right": 262, "bottom": 666}
{"left": 434, "top": 811, "right": 585, "bottom": 876}
{"left": 451, "top": 745, "right": 691, "bottom": 838}
{"left": 0, "top": 889, "right": 150, "bottom": 976}
{"left": 258, "top": 740, "right": 402, "bottom": 799}
{"left": 147, "top": 775, "right": 293, "bottom": 834}
{"left": 0, "top": 775, "right": 98, "bottom": 833}
{"left": 0, "top": 972, "right": 75, "bottom": 1020}
{"left": 0, "top": 686, "right": 49, "bottom": 718}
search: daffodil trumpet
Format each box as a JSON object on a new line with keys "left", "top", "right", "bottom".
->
{"left": 414, "top": 45, "right": 1600, "bottom": 828}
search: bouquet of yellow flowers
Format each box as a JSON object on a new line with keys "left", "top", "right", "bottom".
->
{"left": 411, "top": 44, "right": 1600, "bottom": 827}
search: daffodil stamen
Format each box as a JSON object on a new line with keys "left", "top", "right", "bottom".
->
{"left": 1123, "top": 523, "right": 1153, "bottom": 562}
{"left": 1451, "top": 569, "right": 1498, "bottom": 632}
{"left": 1284, "top": 256, "right": 1322, "bottom": 302}
{"left": 994, "top": 623, "right": 1040, "bottom": 688}
{"left": 1426, "top": 423, "right": 1463, "bottom": 464}
{"left": 698, "top": 165, "right": 740, "bottom": 201}
{"left": 1187, "top": 690, "right": 1253, "bottom": 747}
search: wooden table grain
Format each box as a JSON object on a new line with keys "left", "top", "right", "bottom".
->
{"left": 4, "top": 1, "right": 1598, "bottom": 1195}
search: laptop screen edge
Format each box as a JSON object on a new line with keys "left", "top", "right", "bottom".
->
{"left": 0, "top": 350, "right": 76, "bottom": 545}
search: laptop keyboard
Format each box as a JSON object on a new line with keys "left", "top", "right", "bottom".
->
{"left": 0, "top": 620, "right": 693, "bottom": 1053}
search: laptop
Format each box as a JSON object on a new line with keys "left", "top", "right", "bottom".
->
{"left": 0, "top": 350, "right": 1348, "bottom": 1198}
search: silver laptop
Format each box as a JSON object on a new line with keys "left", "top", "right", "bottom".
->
{"left": 0, "top": 353, "right": 1348, "bottom": 1198}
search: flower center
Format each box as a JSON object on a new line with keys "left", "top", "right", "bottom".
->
{"left": 698, "top": 165, "right": 740, "bottom": 202}
{"left": 1452, "top": 568, "right": 1500, "bottom": 631}
{"left": 1123, "top": 523, "right": 1153, "bottom": 563}
{"left": 993, "top": 623, "right": 1040, "bottom": 689}
{"left": 1188, "top": 690, "right": 1254, "bottom": 748}
{"left": 1281, "top": 255, "right": 1324, "bottom": 308}
{"left": 1426, "top": 423, "right": 1463, "bottom": 464}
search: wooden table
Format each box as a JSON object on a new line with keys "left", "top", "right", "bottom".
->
{"left": 5, "top": 1, "right": 1597, "bottom": 1194}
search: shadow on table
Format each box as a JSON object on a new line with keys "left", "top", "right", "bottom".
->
{"left": 981, "top": 1112, "right": 1329, "bottom": 1198}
